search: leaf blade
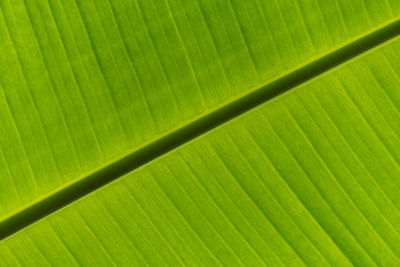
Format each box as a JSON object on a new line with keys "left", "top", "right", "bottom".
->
{"left": 1, "top": 0, "right": 399, "bottom": 219}
{"left": 4, "top": 29, "right": 400, "bottom": 265}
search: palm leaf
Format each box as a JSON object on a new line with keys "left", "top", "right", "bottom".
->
{"left": 1, "top": 0, "right": 400, "bottom": 266}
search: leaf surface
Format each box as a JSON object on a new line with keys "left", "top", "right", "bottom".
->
{"left": 3, "top": 29, "right": 400, "bottom": 266}
{"left": 1, "top": 0, "right": 400, "bottom": 266}
{"left": 0, "top": 0, "right": 399, "bottom": 217}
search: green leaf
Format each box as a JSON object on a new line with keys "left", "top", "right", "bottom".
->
{"left": 1, "top": 0, "right": 400, "bottom": 266}
{"left": 3, "top": 35, "right": 400, "bottom": 266}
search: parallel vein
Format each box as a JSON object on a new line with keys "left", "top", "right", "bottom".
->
{"left": 1, "top": 16, "right": 400, "bottom": 242}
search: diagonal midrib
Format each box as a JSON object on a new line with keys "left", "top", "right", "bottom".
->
{"left": 1, "top": 17, "right": 400, "bottom": 242}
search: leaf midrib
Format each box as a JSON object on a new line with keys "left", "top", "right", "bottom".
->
{"left": 1, "top": 17, "right": 400, "bottom": 242}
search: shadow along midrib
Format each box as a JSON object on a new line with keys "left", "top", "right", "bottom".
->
{"left": 1, "top": 17, "right": 400, "bottom": 241}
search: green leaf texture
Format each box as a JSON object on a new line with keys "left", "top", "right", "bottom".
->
{"left": 2, "top": 0, "right": 400, "bottom": 266}
{"left": 3, "top": 34, "right": 400, "bottom": 266}
{"left": 0, "top": 0, "right": 398, "bottom": 216}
